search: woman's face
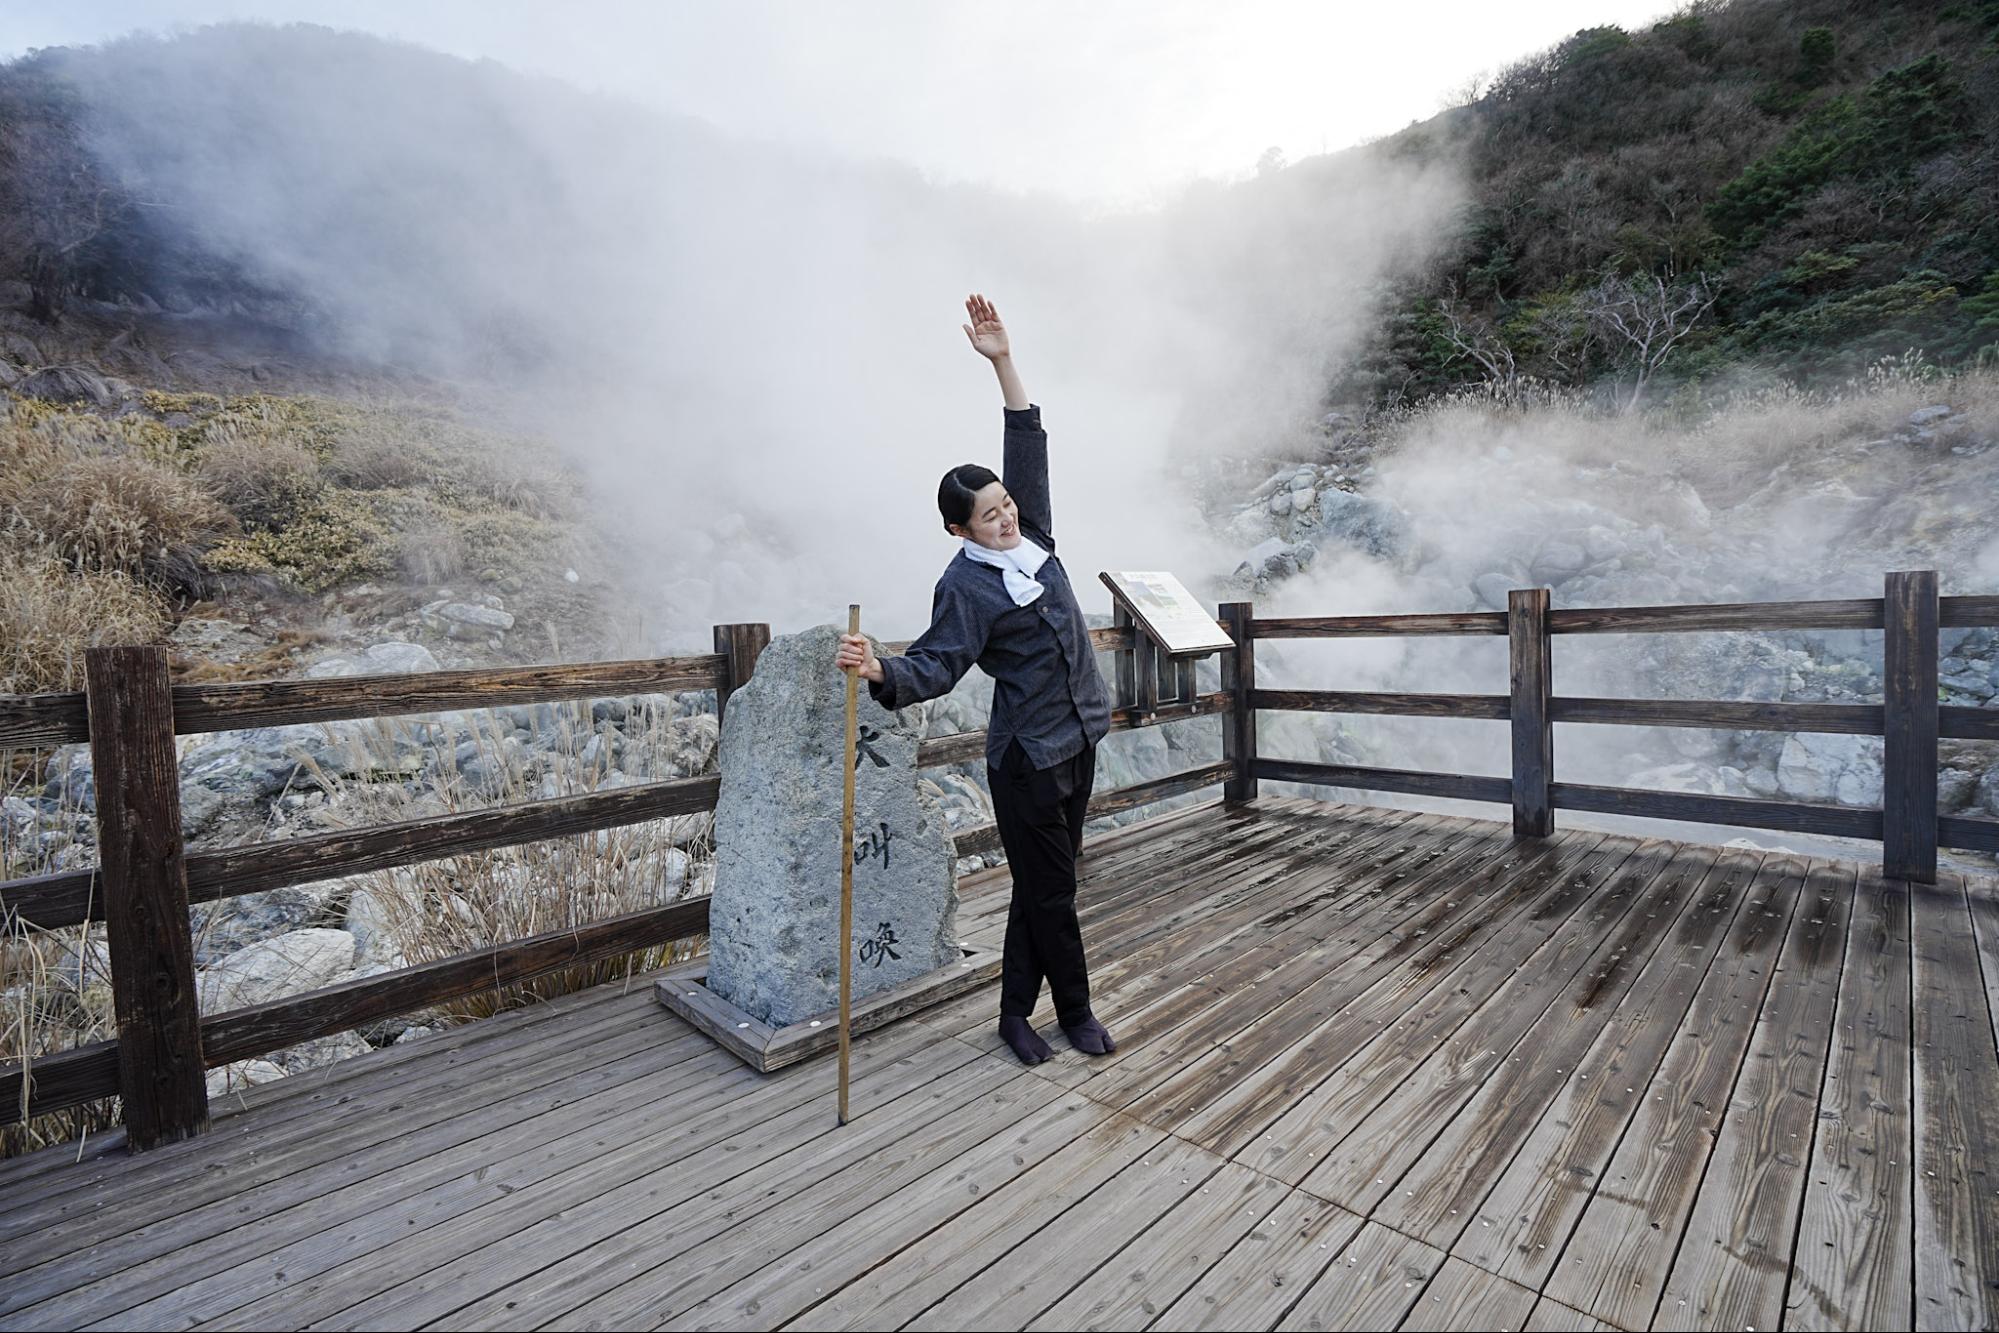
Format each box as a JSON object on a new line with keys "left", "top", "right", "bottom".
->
{"left": 951, "top": 480, "right": 1021, "bottom": 550}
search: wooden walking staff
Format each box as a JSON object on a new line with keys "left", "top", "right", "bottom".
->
{"left": 837, "top": 602, "right": 861, "bottom": 1125}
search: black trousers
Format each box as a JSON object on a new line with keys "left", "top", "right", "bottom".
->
{"left": 988, "top": 736, "right": 1097, "bottom": 1024}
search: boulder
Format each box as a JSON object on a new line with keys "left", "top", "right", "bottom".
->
{"left": 1313, "top": 489, "right": 1409, "bottom": 562}
{"left": 197, "top": 927, "right": 357, "bottom": 1014}
{"left": 206, "top": 1060, "right": 287, "bottom": 1097}
{"left": 704, "top": 624, "right": 959, "bottom": 1028}
{"left": 307, "top": 641, "right": 442, "bottom": 678}
{"left": 1776, "top": 733, "right": 1883, "bottom": 806}
{"left": 15, "top": 364, "right": 126, "bottom": 407}
{"left": 191, "top": 879, "right": 349, "bottom": 965}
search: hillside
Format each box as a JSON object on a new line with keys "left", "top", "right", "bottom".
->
{"left": 1343, "top": 0, "right": 1999, "bottom": 409}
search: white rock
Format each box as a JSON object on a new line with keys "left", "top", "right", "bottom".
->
{"left": 206, "top": 1059, "right": 287, "bottom": 1097}
{"left": 198, "top": 927, "right": 357, "bottom": 1014}
{"left": 1776, "top": 733, "right": 1883, "bottom": 806}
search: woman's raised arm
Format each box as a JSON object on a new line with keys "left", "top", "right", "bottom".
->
{"left": 963, "top": 293, "right": 1027, "bottom": 409}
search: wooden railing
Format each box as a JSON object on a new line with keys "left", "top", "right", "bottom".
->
{"left": 5, "top": 571, "right": 1994, "bottom": 1150}
{"left": 1231, "top": 572, "right": 1999, "bottom": 880}
{"left": 0, "top": 619, "right": 1230, "bottom": 1146}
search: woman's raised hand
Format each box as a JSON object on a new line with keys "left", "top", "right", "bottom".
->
{"left": 961, "top": 293, "right": 1010, "bottom": 361}
{"left": 835, "top": 632, "right": 884, "bottom": 683}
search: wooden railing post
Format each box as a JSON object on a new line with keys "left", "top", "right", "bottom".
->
{"left": 84, "top": 645, "right": 208, "bottom": 1149}
{"left": 1883, "top": 570, "right": 1938, "bottom": 882}
{"left": 1218, "top": 602, "right": 1257, "bottom": 805}
{"left": 1110, "top": 604, "right": 1137, "bottom": 709}
{"left": 1508, "top": 588, "right": 1554, "bottom": 837}
{"left": 711, "top": 623, "right": 771, "bottom": 727}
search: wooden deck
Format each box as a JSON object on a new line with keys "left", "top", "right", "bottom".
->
{"left": 2, "top": 796, "right": 1996, "bottom": 1331}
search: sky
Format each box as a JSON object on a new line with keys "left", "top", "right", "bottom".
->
{"left": 2, "top": 0, "right": 1685, "bottom": 209}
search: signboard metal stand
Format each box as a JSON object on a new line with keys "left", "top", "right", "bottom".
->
{"left": 1100, "top": 572, "right": 1230, "bottom": 721}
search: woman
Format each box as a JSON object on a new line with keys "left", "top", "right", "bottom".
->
{"left": 833, "top": 293, "right": 1119, "bottom": 1067}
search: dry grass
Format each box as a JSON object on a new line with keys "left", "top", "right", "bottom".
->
{"left": 2, "top": 742, "right": 118, "bottom": 1159}
{"left": 0, "top": 545, "right": 171, "bottom": 693}
{"left": 1, "top": 418, "right": 236, "bottom": 587}
{"left": 287, "top": 698, "right": 715, "bottom": 1026}
{"left": 195, "top": 424, "right": 326, "bottom": 530}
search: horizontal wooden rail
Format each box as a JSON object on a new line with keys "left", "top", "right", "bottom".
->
{"left": 0, "top": 870, "right": 97, "bottom": 934}
{"left": 1550, "top": 782, "right": 1883, "bottom": 840}
{"left": 3, "top": 774, "right": 722, "bottom": 932}
{"left": 1250, "top": 612, "right": 1506, "bottom": 638}
{"left": 4, "top": 685, "right": 1240, "bottom": 931}
{"left": 947, "top": 760, "right": 1235, "bottom": 859}
{"left": 183, "top": 773, "right": 721, "bottom": 905}
{"left": 1252, "top": 758, "right": 1511, "bottom": 805}
{"left": 915, "top": 691, "right": 1232, "bottom": 768}
{"left": 1940, "top": 705, "right": 1999, "bottom": 741}
{"left": 2, "top": 897, "right": 713, "bottom": 1123}
{"left": 170, "top": 655, "right": 728, "bottom": 735}
{"left": 1940, "top": 594, "right": 1999, "bottom": 627}
{"left": 1549, "top": 697, "right": 1885, "bottom": 734}
{"left": 1939, "top": 815, "right": 1999, "bottom": 853}
{"left": 0, "top": 693, "right": 89, "bottom": 748}
{"left": 1547, "top": 598, "right": 1884, "bottom": 634}
{"left": 1251, "top": 689, "right": 1510, "bottom": 720}
{"left": 0, "top": 1040, "right": 118, "bottom": 1123}
{"left": 201, "top": 898, "right": 710, "bottom": 1066}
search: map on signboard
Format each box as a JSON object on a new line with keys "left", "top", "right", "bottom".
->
{"left": 1098, "top": 571, "right": 1235, "bottom": 656}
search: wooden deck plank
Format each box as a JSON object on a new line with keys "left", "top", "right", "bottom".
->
{"left": 113, "top": 1029, "right": 953, "bottom": 1329}
{"left": 1043, "top": 816, "right": 1511, "bottom": 1105}
{"left": 0, "top": 970, "right": 666, "bottom": 1191}
{"left": 950, "top": 801, "right": 1259, "bottom": 941}
{"left": 891, "top": 1134, "right": 1226, "bottom": 1331}
{"left": 1969, "top": 874, "right": 1999, "bottom": 1062}
{"left": 1153, "top": 830, "right": 1603, "bottom": 1157}
{"left": 1910, "top": 873, "right": 1999, "bottom": 1332}
{"left": 1147, "top": 1190, "right": 1365, "bottom": 1332}
{"left": 1520, "top": 1297, "right": 1615, "bottom": 1330}
{"left": 1538, "top": 853, "right": 1813, "bottom": 1329}
{"left": 52, "top": 1014, "right": 895, "bottom": 1329}
{"left": 939, "top": 812, "right": 1483, "bottom": 1086}
{"left": 0, "top": 983, "right": 668, "bottom": 1229}
{"left": 0, "top": 1008, "right": 702, "bottom": 1281}
{"left": 193, "top": 1028, "right": 999, "bottom": 1331}
{"left": 6, "top": 1033, "right": 732, "bottom": 1327}
{"left": 918, "top": 804, "right": 1394, "bottom": 1039}
{"left": 927, "top": 805, "right": 1438, "bottom": 1041}
{"left": 1293, "top": 837, "right": 1686, "bottom": 1217}
{"left": 1376, "top": 845, "right": 1755, "bottom": 1251}
{"left": 1122, "top": 826, "right": 1601, "bottom": 1136}
{"left": 0, "top": 798, "right": 1984, "bottom": 1333}
{"left": 1242, "top": 834, "right": 1642, "bottom": 1189}
{"left": 955, "top": 797, "right": 1368, "bottom": 942}
{"left": 1453, "top": 847, "right": 1795, "bottom": 1290}
{"left": 1399, "top": 1256, "right": 1538, "bottom": 1331}
{"left": 1273, "top": 1220, "right": 1445, "bottom": 1332}
{"left": 780, "top": 1114, "right": 1168, "bottom": 1331}
{"left": 658, "top": 1088, "right": 1116, "bottom": 1332}
{"left": 1786, "top": 871, "right": 1915, "bottom": 1332}
{"left": 1653, "top": 860, "right": 1857, "bottom": 1330}
{"left": 1031, "top": 1162, "right": 1291, "bottom": 1331}
{"left": 1375, "top": 843, "right": 1735, "bottom": 1255}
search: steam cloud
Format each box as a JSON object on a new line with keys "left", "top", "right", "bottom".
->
{"left": 60, "top": 22, "right": 1464, "bottom": 649}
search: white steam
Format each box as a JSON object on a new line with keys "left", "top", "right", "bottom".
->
{"left": 62, "top": 22, "right": 1463, "bottom": 648}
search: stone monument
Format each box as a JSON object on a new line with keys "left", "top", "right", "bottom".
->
{"left": 701, "top": 623, "right": 962, "bottom": 1029}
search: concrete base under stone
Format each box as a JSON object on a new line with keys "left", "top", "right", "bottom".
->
{"left": 656, "top": 944, "right": 1003, "bottom": 1073}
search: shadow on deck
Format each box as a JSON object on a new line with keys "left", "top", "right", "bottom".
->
{"left": 1, "top": 797, "right": 1995, "bottom": 1331}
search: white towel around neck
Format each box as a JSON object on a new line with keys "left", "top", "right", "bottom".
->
{"left": 960, "top": 533, "right": 1050, "bottom": 607}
